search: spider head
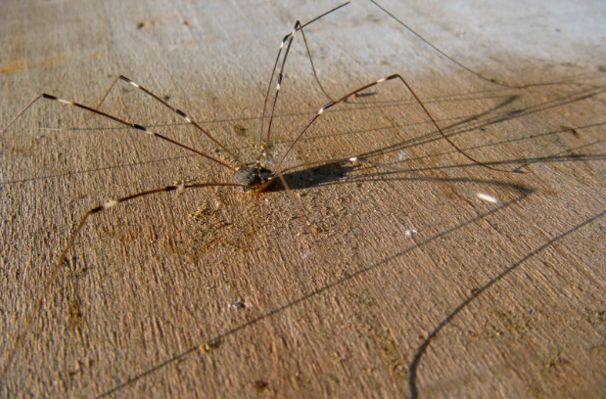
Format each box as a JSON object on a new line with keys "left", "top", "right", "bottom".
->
{"left": 233, "top": 164, "right": 275, "bottom": 191}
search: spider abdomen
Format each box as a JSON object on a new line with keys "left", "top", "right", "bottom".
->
{"left": 233, "top": 165, "right": 275, "bottom": 191}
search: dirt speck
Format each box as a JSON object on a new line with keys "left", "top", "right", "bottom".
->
{"left": 199, "top": 339, "right": 221, "bottom": 354}
{"left": 136, "top": 21, "right": 153, "bottom": 30}
{"left": 229, "top": 300, "right": 248, "bottom": 310}
{"left": 561, "top": 125, "right": 580, "bottom": 138}
{"left": 253, "top": 380, "right": 270, "bottom": 392}
{"left": 233, "top": 123, "right": 248, "bottom": 137}
{"left": 68, "top": 298, "right": 84, "bottom": 329}
{"left": 543, "top": 350, "right": 569, "bottom": 371}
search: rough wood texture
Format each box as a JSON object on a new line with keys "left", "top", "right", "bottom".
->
{"left": 1, "top": 0, "right": 605, "bottom": 397}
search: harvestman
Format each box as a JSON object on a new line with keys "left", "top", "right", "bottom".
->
{"left": 1, "top": 0, "right": 527, "bottom": 381}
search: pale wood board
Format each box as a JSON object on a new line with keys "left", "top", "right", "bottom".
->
{"left": 1, "top": 0, "right": 605, "bottom": 398}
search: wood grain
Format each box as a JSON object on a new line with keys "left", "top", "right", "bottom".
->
{"left": 1, "top": 0, "right": 605, "bottom": 397}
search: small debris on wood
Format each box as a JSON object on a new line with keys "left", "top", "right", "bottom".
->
{"left": 253, "top": 380, "right": 270, "bottom": 392}
{"left": 199, "top": 339, "right": 221, "bottom": 354}
{"left": 561, "top": 125, "right": 580, "bottom": 137}
{"left": 228, "top": 300, "right": 248, "bottom": 310}
{"left": 136, "top": 21, "right": 153, "bottom": 30}
{"left": 233, "top": 123, "right": 248, "bottom": 136}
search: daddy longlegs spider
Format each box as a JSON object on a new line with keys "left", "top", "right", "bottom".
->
{"left": 1, "top": 0, "right": 549, "bottom": 385}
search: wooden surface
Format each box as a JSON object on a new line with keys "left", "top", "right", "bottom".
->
{"left": 1, "top": 0, "right": 605, "bottom": 397}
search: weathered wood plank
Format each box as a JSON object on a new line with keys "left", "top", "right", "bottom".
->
{"left": 1, "top": 0, "right": 605, "bottom": 397}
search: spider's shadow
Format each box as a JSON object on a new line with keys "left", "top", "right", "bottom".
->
{"left": 266, "top": 160, "right": 357, "bottom": 192}
{"left": 263, "top": 81, "right": 606, "bottom": 191}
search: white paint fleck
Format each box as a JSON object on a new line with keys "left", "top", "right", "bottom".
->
{"left": 404, "top": 228, "right": 417, "bottom": 237}
{"left": 349, "top": 156, "right": 358, "bottom": 162}
{"left": 477, "top": 192, "right": 500, "bottom": 204}
{"left": 103, "top": 199, "right": 118, "bottom": 209}
{"left": 398, "top": 150, "right": 407, "bottom": 161}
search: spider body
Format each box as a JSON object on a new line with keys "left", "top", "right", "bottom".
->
{"left": 233, "top": 164, "right": 275, "bottom": 191}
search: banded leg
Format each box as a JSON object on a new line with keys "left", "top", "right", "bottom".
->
{"left": 0, "top": 181, "right": 244, "bottom": 380}
{"left": 260, "top": 2, "right": 351, "bottom": 146}
{"left": 275, "top": 74, "right": 516, "bottom": 174}
{"left": 90, "top": 75, "right": 242, "bottom": 163}
{"left": 0, "top": 94, "right": 237, "bottom": 171}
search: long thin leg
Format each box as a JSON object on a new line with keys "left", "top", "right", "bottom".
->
{"left": 90, "top": 75, "right": 242, "bottom": 163}
{"left": 369, "top": 0, "right": 566, "bottom": 89}
{"left": 91, "top": 75, "right": 121, "bottom": 112}
{"left": 265, "top": 22, "right": 337, "bottom": 138}
{"left": 261, "top": 21, "right": 297, "bottom": 148}
{"left": 1, "top": 94, "right": 237, "bottom": 171}
{"left": 275, "top": 74, "right": 516, "bottom": 174}
{"left": 260, "top": 2, "right": 351, "bottom": 146}
{"left": 300, "top": 27, "right": 335, "bottom": 102}
{"left": 0, "top": 94, "right": 44, "bottom": 135}
{"left": 0, "top": 181, "right": 244, "bottom": 380}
